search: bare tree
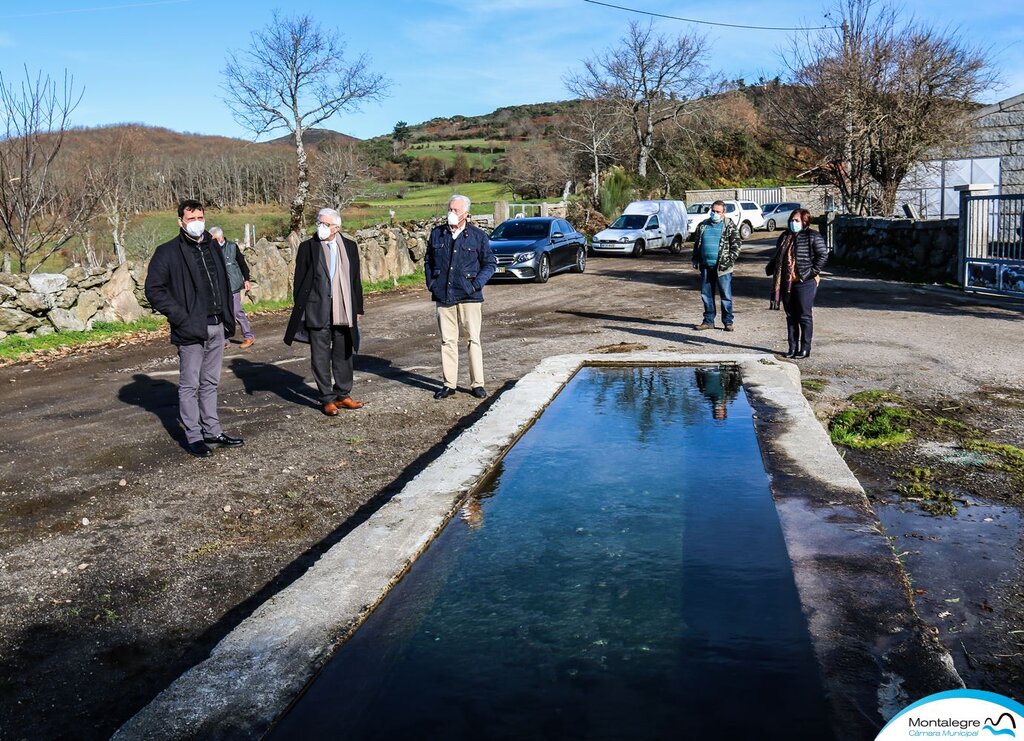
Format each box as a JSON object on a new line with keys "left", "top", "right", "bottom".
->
{"left": 768, "top": 0, "right": 996, "bottom": 214}
{"left": 311, "top": 140, "right": 371, "bottom": 211}
{"left": 89, "top": 131, "right": 142, "bottom": 264}
{"left": 222, "top": 12, "right": 389, "bottom": 234}
{"left": 502, "top": 143, "right": 566, "bottom": 200}
{"left": 559, "top": 99, "right": 619, "bottom": 206}
{"left": 567, "top": 21, "right": 720, "bottom": 180}
{"left": 0, "top": 68, "right": 101, "bottom": 273}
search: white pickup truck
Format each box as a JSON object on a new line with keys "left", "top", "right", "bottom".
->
{"left": 686, "top": 200, "right": 765, "bottom": 240}
{"left": 591, "top": 200, "right": 688, "bottom": 258}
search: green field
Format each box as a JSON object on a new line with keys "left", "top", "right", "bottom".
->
{"left": 405, "top": 138, "right": 508, "bottom": 169}
{"left": 1, "top": 182, "right": 538, "bottom": 269}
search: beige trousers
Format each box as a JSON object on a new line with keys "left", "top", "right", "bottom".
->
{"left": 436, "top": 302, "right": 484, "bottom": 389}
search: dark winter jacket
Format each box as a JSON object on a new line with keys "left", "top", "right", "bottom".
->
{"left": 144, "top": 230, "right": 236, "bottom": 346}
{"left": 766, "top": 229, "right": 829, "bottom": 282}
{"left": 691, "top": 218, "right": 742, "bottom": 274}
{"left": 424, "top": 223, "right": 497, "bottom": 306}
{"left": 219, "top": 240, "right": 250, "bottom": 293}
{"left": 284, "top": 235, "right": 364, "bottom": 345}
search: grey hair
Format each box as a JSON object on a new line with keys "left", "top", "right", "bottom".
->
{"left": 318, "top": 207, "right": 342, "bottom": 226}
{"left": 448, "top": 194, "right": 471, "bottom": 212}
{"left": 209, "top": 226, "right": 224, "bottom": 237}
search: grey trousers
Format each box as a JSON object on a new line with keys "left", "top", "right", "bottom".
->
{"left": 308, "top": 325, "right": 355, "bottom": 404}
{"left": 177, "top": 323, "right": 224, "bottom": 443}
{"left": 232, "top": 291, "right": 254, "bottom": 340}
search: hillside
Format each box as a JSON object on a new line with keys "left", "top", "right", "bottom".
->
{"left": 60, "top": 123, "right": 293, "bottom": 159}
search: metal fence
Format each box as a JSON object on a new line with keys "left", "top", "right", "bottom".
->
{"left": 508, "top": 203, "right": 545, "bottom": 218}
{"left": 960, "top": 192, "right": 1024, "bottom": 297}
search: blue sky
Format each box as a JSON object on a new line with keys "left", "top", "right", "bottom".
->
{"left": 2, "top": 0, "right": 1022, "bottom": 141}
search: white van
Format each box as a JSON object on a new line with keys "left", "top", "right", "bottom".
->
{"left": 591, "top": 200, "right": 688, "bottom": 258}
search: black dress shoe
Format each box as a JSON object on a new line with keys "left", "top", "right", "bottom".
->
{"left": 783, "top": 349, "right": 798, "bottom": 358}
{"left": 203, "top": 433, "right": 244, "bottom": 447}
{"left": 187, "top": 441, "right": 212, "bottom": 457}
{"left": 470, "top": 387, "right": 487, "bottom": 399}
{"left": 793, "top": 349, "right": 810, "bottom": 359}
{"left": 434, "top": 386, "right": 456, "bottom": 400}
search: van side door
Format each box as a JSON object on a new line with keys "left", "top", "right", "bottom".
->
{"left": 646, "top": 215, "right": 663, "bottom": 250}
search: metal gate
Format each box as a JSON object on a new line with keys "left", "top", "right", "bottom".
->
{"left": 960, "top": 192, "right": 1024, "bottom": 297}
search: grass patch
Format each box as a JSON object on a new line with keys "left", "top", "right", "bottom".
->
{"left": 897, "top": 481, "right": 959, "bottom": 516}
{"left": 963, "top": 440, "right": 1024, "bottom": 475}
{"left": 364, "top": 269, "right": 425, "bottom": 294}
{"left": 186, "top": 541, "right": 227, "bottom": 560}
{"left": 244, "top": 297, "right": 294, "bottom": 314}
{"left": 829, "top": 390, "right": 914, "bottom": 449}
{"left": 933, "top": 416, "right": 977, "bottom": 435}
{"left": 0, "top": 316, "right": 166, "bottom": 363}
{"left": 801, "top": 378, "right": 826, "bottom": 392}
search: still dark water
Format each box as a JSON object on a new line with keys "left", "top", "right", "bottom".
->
{"left": 271, "top": 366, "right": 833, "bottom": 740}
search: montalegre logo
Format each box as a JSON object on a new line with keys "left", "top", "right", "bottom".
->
{"left": 876, "top": 690, "right": 1023, "bottom": 739}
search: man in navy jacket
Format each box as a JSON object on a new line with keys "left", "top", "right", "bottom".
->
{"left": 144, "top": 199, "right": 244, "bottom": 457}
{"left": 424, "top": 194, "right": 497, "bottom": 400}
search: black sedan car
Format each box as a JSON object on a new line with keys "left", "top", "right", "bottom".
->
{"left": 487, "top": 217, "right": 587, "bottom": 283}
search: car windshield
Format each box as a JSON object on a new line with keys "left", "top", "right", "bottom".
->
{"left": 491, "top": 221, "right": 550, "bottom": 240}
{"left": 609, "top": 215, "right": 649, "bottom": 229}
{"left": 687, "top": 204, "right": 710, "bottom": 215}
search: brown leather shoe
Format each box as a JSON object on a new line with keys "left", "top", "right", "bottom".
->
{"left": 322, "top": 401, "right": 340, "bottom": 416}
{"left": 337, "top": 396, "right": 364, "bottom": 410}
{"left": 239, "top": 338, "right": 255, "bottom": 349}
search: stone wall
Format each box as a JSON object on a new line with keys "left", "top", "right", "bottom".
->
{"left": 0, "top": 220, "right": 439, "bottom": 341}
{"left": 961, "top": 93, "right": 1024, "bottom": 194}
{"left": 831, "top": 215, "right": 960, "bottom": 283}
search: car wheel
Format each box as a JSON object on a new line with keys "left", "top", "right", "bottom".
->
{"left": 739, "top": 221, "right": 752, "bottom": 240}
{"left": 668, "top": 236, "right": 683, "bottom": 254}
{"left": 571, "top": 245, "right": 587, "bottom": 273}
{"left": 632, "top": 239, "right": 646, "bottom": 258}
{"left": 766, "top": 218, "right": 776, "bottom": 232}
{"left": 534, "top": 253, "right": 550, "bottom": 283}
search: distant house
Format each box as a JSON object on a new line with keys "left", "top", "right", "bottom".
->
{"left": 898, "top": 92, "right": 1024, "bottom": 218}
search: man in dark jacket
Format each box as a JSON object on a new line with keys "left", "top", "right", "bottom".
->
{"left": 424, "top": 194, "right": 497, "bottom": 400}
{"left": 691, "top": 200, "right": 743, "bottom": 331}
{"left": 284, "top": 207, "right": 364, "bottom": 416}
{"left": 144, "top": 200, "right": 244, "bottom": 457}
{"left": 211, "top": 226, "right": 255, "bottom": 349}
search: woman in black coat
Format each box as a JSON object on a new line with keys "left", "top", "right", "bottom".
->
{"left": 766, "top": 208, "right": 829, "bottom": 359}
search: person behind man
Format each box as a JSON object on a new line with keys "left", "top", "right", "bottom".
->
{"left": 210, "top": 227, "right": 255, "bottom": 350}
{"left": 144, "top": 200, "right": 244, "bottom": 457}
{"left": 424, "top": 194, "right": 497, "bottom": 400}
{"left": 284, "top": 207, "right": 364, "bottom": 416}
{"left": 691, "top": 200, "right": 742, "bottom": 331}
{"left": 766, "top": 207, "right": 829, "bottom": 359}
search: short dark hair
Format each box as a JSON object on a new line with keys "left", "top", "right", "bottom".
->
{"left": 178, "top": 199, "right": 204, "bottom": 218}
{"left": 711, "top": 200, "right": 726, "bottom": 209}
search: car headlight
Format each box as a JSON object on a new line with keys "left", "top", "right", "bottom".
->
{"left": 618, "top": 237, "right": 631, "bottom": 243}
{"left": 513, "top": 251, "right": 536, "bottom": 263}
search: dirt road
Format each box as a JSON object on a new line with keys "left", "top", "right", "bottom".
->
{"left": 1, "top": 237, "right": 1022, "bottom": 738}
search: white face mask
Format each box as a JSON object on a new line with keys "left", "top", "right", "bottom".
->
{"left": 789, "top": 220, "right": 803, "bottom": 233}
{"left": 447, "top": 210, "right": 462, "bottom": 227}
{"left": 317, "top": 223, "right": 333, "bottom": 241}
{"left": 184, "top": 220, "right": 205, "bottom": 238}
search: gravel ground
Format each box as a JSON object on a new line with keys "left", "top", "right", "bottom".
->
{"left": 1, "top": 236, "right": 1022, "bottom": 738}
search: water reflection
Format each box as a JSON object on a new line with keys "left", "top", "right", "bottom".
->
{"left": 695, "top": 366, "right": 741, "bottom": 421}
